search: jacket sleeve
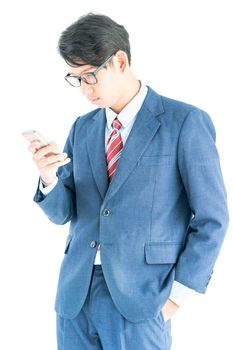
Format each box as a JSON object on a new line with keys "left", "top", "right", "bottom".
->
{"left": 33, "top": 117, "right": 80, "bottom": 225}
{"left": 175, "top": 108, "right": 229, "bottom": 293}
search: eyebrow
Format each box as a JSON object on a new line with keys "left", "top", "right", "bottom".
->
{"left": 69, "top": 67, "right": 96, "bottom": 76}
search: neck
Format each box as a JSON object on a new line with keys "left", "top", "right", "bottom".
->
{"left": 111, "top": 75, "right": 141, "bottom": 114}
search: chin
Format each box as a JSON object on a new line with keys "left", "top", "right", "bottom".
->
{"left": 91, "top": 97, "right": 116, "bottom": 109}
{"left": 93, "top": 100, "right": 109, "bottom": 108}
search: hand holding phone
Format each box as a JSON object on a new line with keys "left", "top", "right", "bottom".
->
{"left": 22, "top": 130, "right": 70, "bottom": 186}
{"left": 22, "top": 129, "right": 59, "bottom": 154}
{"left": 22, "top": 130, "right": 49, "bottom": 147}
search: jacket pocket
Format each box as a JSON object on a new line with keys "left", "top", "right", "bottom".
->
{"left": 145, "top": 242, "right": 183, "bottom": 264}
{"left": 64, "top": 234, "right": 73, "bottom": 254}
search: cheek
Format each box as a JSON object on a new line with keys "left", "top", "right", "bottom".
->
{"left": 97, "top": 72, "right": 121, "bottom": 105}
{"left": 108, "top": 76, "right": 120, "bottom": 93}
{"left": 104, "top": 89, "right": 120, "bottom": 107}
{"left": 99, "top": 82, "right": 118, "bottom": 101}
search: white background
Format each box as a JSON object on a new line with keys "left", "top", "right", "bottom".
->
{"left": 0, "top": 1, "right": 232, "bottom": 349}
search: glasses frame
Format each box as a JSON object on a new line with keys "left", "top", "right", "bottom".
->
{"left": 64, "top": 54, "right": 114, "bottom": 87}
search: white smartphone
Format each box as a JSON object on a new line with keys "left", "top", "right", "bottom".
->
{"left": 22, "top": 130, "right": 49, "bottom": 149}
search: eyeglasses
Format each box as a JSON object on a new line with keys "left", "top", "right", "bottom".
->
{"left": 64, "top": 55, "right": 114, "bottom": 87}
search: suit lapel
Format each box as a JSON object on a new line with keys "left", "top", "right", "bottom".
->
{"left": 86, "top": 109, "right": 109, "bottom": 199}
{"left": 105, "top": 88, "right": 164, "bottom": 202}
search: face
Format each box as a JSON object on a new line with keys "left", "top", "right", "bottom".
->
{"left": 66, "top": 52, "right": 127, "bottom": 112}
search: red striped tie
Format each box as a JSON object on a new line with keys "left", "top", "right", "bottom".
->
{"left": 106, "top": 117, "right": 123, "bottom": 182}
{"left": 96, "top": 118, "right": 123, "bottom": 255}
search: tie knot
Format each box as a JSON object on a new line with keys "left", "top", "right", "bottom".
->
{"left": 112, "top": 117, "right": 122, "bottom": 131}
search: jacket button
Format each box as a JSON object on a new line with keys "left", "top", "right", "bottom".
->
{"left": 90, "top": 241, "right": 97, "bottom": 248}
{"left": 102, "top": 209, "right": 110, "bottom": 216}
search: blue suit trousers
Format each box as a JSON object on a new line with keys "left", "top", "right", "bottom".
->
{"left": 56, "top": 265, "right": 172, "bottom": 350}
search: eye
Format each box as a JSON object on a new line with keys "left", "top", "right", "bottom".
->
{"left": 82, "top": 73, "right": 97, "bottom": 84}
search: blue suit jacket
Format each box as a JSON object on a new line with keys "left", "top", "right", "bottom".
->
{"left": 34, "top": 87, "right": 229, "bottom": 322}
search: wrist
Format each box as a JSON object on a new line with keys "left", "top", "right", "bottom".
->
{"left": 40, "top": 176, "right": 55, "bottom": 187}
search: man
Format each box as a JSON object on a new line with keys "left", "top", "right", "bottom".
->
{"left": 28, "top": 13, "right": 229, "bottom": 350}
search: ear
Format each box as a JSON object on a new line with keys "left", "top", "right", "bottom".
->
{"left": 114, "top": 50, "right": 128, "bottom": 72}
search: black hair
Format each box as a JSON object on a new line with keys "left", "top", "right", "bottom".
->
{"left": 58, "top": 13, "right": 131, "bottom": 67}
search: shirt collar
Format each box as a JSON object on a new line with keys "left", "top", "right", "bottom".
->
{"left": 105, "top": 82, "right": 148, "bottom": 130}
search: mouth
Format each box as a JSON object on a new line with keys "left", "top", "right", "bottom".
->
{"left": 89, "top": 97, "right": 100, "bottom": 103}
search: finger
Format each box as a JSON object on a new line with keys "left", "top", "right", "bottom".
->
{"left": 57, "top": 157, "right": 71, "bottom": 167}
{"left": 40, "top": 157, "right": 71, "bottom": 172}
{"left": 33, "top": 144, "right": 59, "bottom": 160}
{"left": 28, "top": 141, "right": 40, "bottom": 153}
{"left": 49, "top": 141, "right": 58, "bottom": 151}
{"left": 37, "top": 153, "right": 68, "bottom": 168}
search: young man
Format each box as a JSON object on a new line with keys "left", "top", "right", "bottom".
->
{"left": 29, "top": 13, "right": 229, "bottom": 350}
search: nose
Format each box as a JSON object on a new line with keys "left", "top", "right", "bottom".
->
{"left": 80, "top": 82, "right": 94, "bottom": 98}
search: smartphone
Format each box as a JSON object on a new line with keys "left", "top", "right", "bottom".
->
{"left": 21, "top": 130, "right": 60, "bottom": 157}
{"left": 22, "top": 130, "right": 49, "bottom": 149}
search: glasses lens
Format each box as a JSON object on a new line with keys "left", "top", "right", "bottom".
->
{"left": 82, "top": 73, "right": 97, "bottom": 85}
{"left": 65, "top": 75, "right": 81, "bottom": 87}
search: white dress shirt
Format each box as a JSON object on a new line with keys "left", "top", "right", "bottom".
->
{"left": 40, "top": 82, "right": 197, "bottom": 305}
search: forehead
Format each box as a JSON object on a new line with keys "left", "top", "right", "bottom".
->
{"left": 68, "top": 63, "right": 96, "bottom": 75}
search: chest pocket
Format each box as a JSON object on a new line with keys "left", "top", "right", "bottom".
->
{"left": 139, "top": 155, "right": 171, "bottom": 166}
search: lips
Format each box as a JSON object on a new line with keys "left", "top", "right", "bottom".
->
{"left": 89, "top": 97, "right": 100, "bottom": 102}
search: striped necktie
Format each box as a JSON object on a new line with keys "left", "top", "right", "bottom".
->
{"left": 106, "top": 117, "right": 123, "bottom": 182}
{"left": 96, "top": 117, "right": 123, "bottom": 257}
